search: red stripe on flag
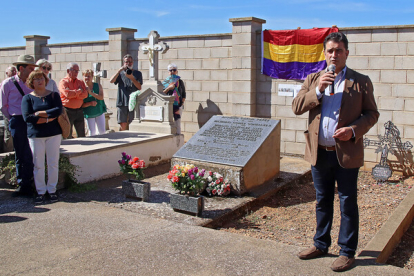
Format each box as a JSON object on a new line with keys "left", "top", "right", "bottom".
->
{"left": 263, "top": 27, "right": 339, "bottom": 46}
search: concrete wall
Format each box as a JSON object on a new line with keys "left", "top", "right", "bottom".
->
{"left": 1, "top": 19, "right": 414, "bottom": 172}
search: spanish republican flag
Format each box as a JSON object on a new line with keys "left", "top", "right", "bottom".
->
{"left": 262, "top": 27, "right": 339, "bottom": 80}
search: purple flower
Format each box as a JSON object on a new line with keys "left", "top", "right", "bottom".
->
{"left": 122, "top": 160, "right": 125, "bottom": 165}
{"left": 118, "top": 160, "right": 121, "bottom": 164}
{"left": 194, "top": 167, "right": 198, "bottom": 173}
{"left": 127, "top": 155, "right": 131, "bottom": 160}
{"left": 190, "top": 174, "right": 195, "bottom": 180}
{"left": 188, "top": 169, "right": 193, "bottom": 174}
{"left": 122, "top": 152, "right": 126, "bottom": 157}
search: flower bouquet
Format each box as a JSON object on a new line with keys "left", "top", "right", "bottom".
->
{"left": 167, "top": 164, "right": 206, "bottom": 196}
{"left": 118, "top": 152, "right": 132, "bottom": 175}
{"left": 119, "top": 152, "right": 150, "bottom": 201}
{"left": 206, "top": 171, "right": 231, "bottom": 196}
{"left": 118, "top": 152, "right": 146, "bottom": 180}
{"left": 129, "top": 157, "right": 146, "bottom": 181}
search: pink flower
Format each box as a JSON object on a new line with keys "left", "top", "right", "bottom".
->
{"left": 190, "top": 174, "right": 195, "bottom": 180}
{"left": 209, "top": 171, "right": 213, "bottom": 176}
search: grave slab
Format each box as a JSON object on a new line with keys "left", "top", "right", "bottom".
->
{"left": 60, "top": 131, "right": 183, "bottom": 184}
{"left": 172, "top": 115, "right": 281, "bottom": 195}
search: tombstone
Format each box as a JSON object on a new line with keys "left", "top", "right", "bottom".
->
{"left": 139, "top": 30, "right": 169, "bottom": 93}
{"left": 171, "top": 115, "right": 281, "bottom": 195}
{"left": 129, "top": 88, "right": 176, "bottom": 134}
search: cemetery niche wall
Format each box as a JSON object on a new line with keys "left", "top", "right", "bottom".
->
{"left": 172, "top": 115, "right": 281, "bottom": 195}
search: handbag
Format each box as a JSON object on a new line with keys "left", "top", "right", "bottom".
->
{"left": 51, "top": 92, "right": 71, "bottom": 139}
{"left": 58, "top": 107, "right": 71, "bottom": 139}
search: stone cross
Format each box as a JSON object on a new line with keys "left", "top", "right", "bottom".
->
{"left": 92, "top": 62, "right": 107, "bottom": 84}
{"left": 139, "top": 30, "right": 169, "bottom": 83}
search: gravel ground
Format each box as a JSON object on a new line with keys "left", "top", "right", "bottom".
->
{"left": 219, "top": 171, "right": 414, "bottom": 271}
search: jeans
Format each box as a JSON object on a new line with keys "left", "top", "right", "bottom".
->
{"left": 311, "top": 148, "right": 359, "bottom": 258}
{"left": 9, "top": 115, "right": 34, "bottom": 189}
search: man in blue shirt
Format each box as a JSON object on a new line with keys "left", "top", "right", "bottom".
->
{"left": 292, "top": 32, "right": 379, "bottom": 272}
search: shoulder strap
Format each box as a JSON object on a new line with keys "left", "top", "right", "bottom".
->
{"left": 11, "top": 76, "right": 26, "bottom": 97}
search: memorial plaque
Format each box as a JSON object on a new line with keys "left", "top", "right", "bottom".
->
{"left": 139, "top": 105, "right": 163, "bottom": 121}
{"left": 372, "top": 164, "right": 393, "bottom": 182}
{"left": 173, "top": 116, "right": 280, "bottom": 167}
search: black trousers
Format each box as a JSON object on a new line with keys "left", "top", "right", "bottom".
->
{"left": 65, "top": 107, "right": 85, "bottom": 138}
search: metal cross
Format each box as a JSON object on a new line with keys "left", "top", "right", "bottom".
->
{"left": 364, "top": 121, "right": 413, "bottom": 183}
{"left": 139, "top": 31, "right": 169, "bottom": 82}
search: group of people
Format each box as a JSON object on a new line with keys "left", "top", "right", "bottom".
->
{"left": 0, "top": 53, "right": 186, "bottom": 205}
{"left": 1, "top": 31, "right": 378, "bottom": 272}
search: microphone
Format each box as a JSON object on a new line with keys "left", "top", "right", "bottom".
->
{"left": 327, "top": 64, "right": 336, "bottom": 95}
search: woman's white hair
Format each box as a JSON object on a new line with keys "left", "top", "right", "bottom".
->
{"left": 167, "top": 63, "right": 177, "bottom": 71}
{"left": 36, "top": 59, "right": 52, "bottom": 68}
{"left": 67, "top": 62, "right": 79, "bottom": 70}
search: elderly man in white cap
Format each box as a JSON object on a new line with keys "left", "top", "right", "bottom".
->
{"left": 0, "top": 55, "right": 38, "bottom": 196}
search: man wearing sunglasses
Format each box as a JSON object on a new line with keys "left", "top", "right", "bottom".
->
{"left": 109, "top": 54, "right": 143, "bottom": 131}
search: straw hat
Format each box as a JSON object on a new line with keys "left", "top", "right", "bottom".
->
{"left": 12, "top": 55, "right": 38, "bottom": 66}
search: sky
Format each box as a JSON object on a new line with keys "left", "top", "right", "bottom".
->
{"left": 1, "top": 0, "right": 413, "bottom": 47}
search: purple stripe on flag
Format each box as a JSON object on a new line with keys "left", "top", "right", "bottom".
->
{"left": 262, "top": 58, "right": 327, "bottom": 80}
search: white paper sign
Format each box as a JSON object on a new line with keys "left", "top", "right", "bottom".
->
{"left": 278, "top": 84, "right": 302, "bottom": 98}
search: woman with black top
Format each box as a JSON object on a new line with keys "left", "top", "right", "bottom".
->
{"left": 21, "top": 70, "right": 62, "bottom": 204}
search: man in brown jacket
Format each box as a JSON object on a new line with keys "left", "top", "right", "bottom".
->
{"left": 292, "top": 32, "right": 379, "bottom": 272}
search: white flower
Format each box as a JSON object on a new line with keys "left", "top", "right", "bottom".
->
{"left": 207, "top": 176, "right": 212, "bottom": 182}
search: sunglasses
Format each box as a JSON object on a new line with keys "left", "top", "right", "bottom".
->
{"left": 169, "top": 69, "right": 177, "bottom": 72}
{"left": 42, "top": 66, "right": 52, "bottom": 71}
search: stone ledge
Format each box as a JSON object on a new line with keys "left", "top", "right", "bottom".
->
{"left": 23, "top": 35, "right": 50, "bottom": 39}
{"left": 359, "top": 185, "right": 414, "bottom": 263}
{"left": 134, "top": 33, "right": 232, "bottom": 41}
{"left": 105, "top": 27, "right": 137, "bottom": 32}
{"left": 46, "top": 40, "right": 109, "bottom": 47}
{"left": 229, "top": 17, "right": 266, "bottom": 24}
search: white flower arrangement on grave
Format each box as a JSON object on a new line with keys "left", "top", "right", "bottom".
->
{"left": 205, "top": 171, "right": 231, "bottom": 196}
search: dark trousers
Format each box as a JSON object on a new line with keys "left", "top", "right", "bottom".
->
{"left": 9, "top": 115, "right": 34, "bottom": 189}
{"left": 311, "top": 148, "right": 360, "bottom": 258}
{"left": 65, "top": 107, "right": 85, "bottom": 138}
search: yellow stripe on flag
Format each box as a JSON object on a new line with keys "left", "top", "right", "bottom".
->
{"left": 263, "top": 42, "right": 326, "bottom": 63}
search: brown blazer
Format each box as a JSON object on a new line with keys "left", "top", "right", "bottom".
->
{"left": 292, "top": 68, "right": 379, "bottom": 168}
